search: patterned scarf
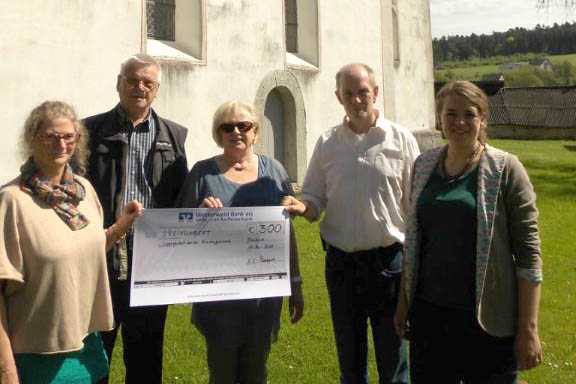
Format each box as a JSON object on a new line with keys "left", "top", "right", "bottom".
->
{"left": 20, "top": 158, "right": 89, "bottom": 230}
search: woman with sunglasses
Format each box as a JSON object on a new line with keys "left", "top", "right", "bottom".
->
{"left": 177, "top": 101, "right": 304, "bottom": 384}
{"left": 0, "top": 101, "right": 142, "bottom": 384}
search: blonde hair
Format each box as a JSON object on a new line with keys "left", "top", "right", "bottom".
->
{"left": 21, "top": 101, "right": 89, "bottom": 174}
{"left": 436, "top": 80, "right": 489, "bottom": 144}
{"left": 211, "top": 101, "right": 260, "bottom": 148}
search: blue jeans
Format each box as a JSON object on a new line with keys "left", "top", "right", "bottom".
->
{"left": 325, "top": 242, "right": 409, "bottom": 384}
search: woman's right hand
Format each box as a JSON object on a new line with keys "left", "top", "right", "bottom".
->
{"left": 200, "top": 197, "right": 223, "bottom": 208}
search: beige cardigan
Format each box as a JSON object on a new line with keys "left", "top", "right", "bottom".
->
{"left": 0, "top": 175, "right": 113, "bottom": 353}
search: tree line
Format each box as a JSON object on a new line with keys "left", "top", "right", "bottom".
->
{"left": 433, "top": 22, "right": 576, "bottom": 64}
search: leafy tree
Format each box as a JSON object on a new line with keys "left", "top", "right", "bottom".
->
{"left": 505, "top": 68, "right": 546, "bottom": 87}
{"left": 554, "top": 61, "right": 576, "bottom": 84}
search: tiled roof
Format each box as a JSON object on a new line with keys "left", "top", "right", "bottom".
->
{"left": 489, "top": 86, "right": 576, "bottom": 128}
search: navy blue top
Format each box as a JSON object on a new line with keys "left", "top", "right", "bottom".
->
{"left": 176, "top": 154, "right": 293, "bottom": 345}
{"left": 177, "top": 155, "right": 293, "bottom": 209}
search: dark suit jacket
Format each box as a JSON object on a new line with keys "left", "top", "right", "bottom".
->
{"left": 84, "top": 105, "right": 188, "bottom": 278}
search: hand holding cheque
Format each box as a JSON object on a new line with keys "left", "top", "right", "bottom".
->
{"left": 129, "top": 206, "right": 292, "bottom": 306}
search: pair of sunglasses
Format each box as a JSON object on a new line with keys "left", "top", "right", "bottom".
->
{"left": 219, "top": 121, "right": 254, "bottom": 133}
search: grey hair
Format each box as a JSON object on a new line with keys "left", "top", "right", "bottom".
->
{"left": 335, "top": 63, "right": 377, "bottom": 90}
{"left": 119, "top": 54, "right": 162, "bottom": 84}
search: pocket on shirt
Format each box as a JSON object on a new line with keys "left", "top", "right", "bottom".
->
{"left": 374, "top": 151, "right": 403, "bottom": 178}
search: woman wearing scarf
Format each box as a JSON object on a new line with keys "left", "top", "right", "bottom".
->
{"left": 0, "top": 101, "right": 142, "bottom": 384}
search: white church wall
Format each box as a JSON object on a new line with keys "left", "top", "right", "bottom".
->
{"left": 0, "top": 0, "right": 436, "bottom": 184}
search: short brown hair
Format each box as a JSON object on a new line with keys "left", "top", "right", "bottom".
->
{"left": 436, "top": 81, "right": 489, "bottom": 144}
{"left": 211, "top": 101, "right": 260, "bottom": 148}
{"left": 21, "top": 101, "right": 90, "bottom": 175}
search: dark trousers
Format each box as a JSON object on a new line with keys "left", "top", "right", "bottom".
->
{"left": 100, "top": 279, "right": 168, "bottom": 384}
{"left": 410, "top": 299, "right": 517, "bottom": 384}
{"left": 205, "top": 337, "right": 271, "bottom": 384}
{"left": 325, "top": 242, "right": 409, "bottom": 384}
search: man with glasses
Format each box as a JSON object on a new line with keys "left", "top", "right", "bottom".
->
{"left": 84, "top": 54, "right": 188, "bottom": 384}
{"left": 283, "top": 63, "right": 419, "bottom": 384}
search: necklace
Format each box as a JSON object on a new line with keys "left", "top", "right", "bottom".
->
{"left": 443, "top": 144, "right": 484, "bottom": 183}
{"left": 232, "top": 162, "right": 247, "bottom": 171}
{"left": 221, "top": 154, "right": 254, "bottom": 171}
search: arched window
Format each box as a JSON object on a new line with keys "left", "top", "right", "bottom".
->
{"left": 255, "top": 71, "right": 307, "bottom": 183}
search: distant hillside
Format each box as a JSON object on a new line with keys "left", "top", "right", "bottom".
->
{"left": 434, "top": 53, "right": 576, "bottom": 87}
{"left": 433, "top": 22, "right": 576, "bottom": 64}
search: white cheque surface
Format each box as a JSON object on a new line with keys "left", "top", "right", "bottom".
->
{"left": 130, "top": 206, "right": 291, "bottom": 306}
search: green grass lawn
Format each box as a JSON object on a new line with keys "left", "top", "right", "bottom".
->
{"left": 548, "top": 52, "right": 576, "bottom": 67}
{"left": 438, "top": 63, "right": 502, "bottom": 80}
{"left": 109, "top": 140, "right": 576, "bottom": 383}
{"left": 490, "top": 140, "right": 576, "bottom": 383}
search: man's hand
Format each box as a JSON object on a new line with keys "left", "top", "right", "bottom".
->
{"left": 281, "top": 196, "right": 307, "bottom": 216}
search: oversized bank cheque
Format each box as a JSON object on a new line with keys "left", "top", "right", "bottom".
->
{"left": 130, "top": 206, "right": 291, "bottom": 306}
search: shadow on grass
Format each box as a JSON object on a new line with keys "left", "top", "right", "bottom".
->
{"left": 521, "top": 158, "right": 576, "bottom": 199}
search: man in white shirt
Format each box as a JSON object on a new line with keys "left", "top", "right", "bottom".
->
{"left": 283, "top": 63, "right": 419, "bottom": 384}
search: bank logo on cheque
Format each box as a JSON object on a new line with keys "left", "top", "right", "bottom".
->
{"left": 178, "top": 212, "right": 194, "bottom": 222}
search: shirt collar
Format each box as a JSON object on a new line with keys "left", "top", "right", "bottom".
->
{"left": 115, "top": 104, "right": 154, "bottom": 133}
{"left": 340, "top": 110, "right": 388, "bottom": 139}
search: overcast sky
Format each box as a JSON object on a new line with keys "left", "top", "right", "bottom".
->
{"left": 430, "top": 0, "right": 576, "bottom": 38}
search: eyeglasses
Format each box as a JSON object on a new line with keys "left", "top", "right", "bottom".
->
{"left": 36, "top": 132, "right": 79, "bottom": 145}
{"left": 219, "top": 121, "right": 254, "bottom": 133}
{"left": 122, "top": 76, "right": 158, "bottom": 91}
